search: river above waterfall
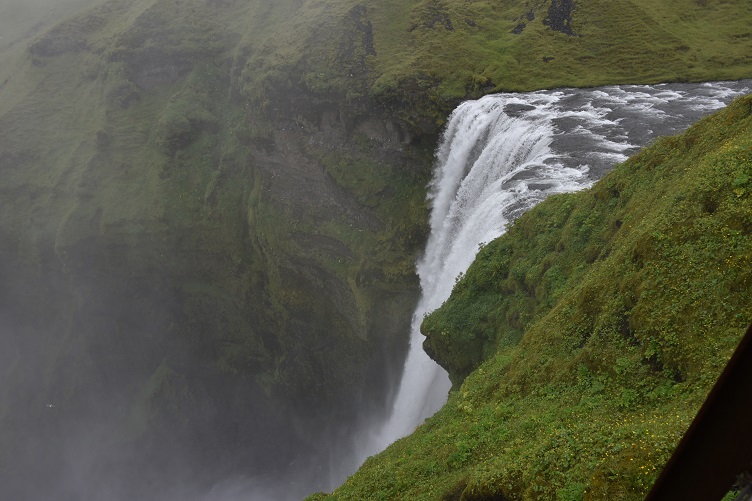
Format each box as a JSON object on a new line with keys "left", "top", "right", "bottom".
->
{"left": 340, "top": 79, "right": 752, "bottom": 484}
{"left": 188, "top": 80, "right": 752, "bottom": 501}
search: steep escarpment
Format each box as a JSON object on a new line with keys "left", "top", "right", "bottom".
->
{"left": 1, "top": 0, "right": 752, "bottom": 498}
{"left": 0, "top": 0, "right": 431, "bottom": 497}
{"left": 319, "top": 95, "right": 752, "bottom": 499}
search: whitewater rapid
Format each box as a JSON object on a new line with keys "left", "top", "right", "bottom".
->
{"left": 356, "top": 79, "right": 752, "bottom": 460}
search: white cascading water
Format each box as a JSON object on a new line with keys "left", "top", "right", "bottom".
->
{"left": 375, "top": 94, "right": 588, "bottom": 442}
{"left": 354, "top": 79, "right": 752, "bottom": 464}
{"left": 237, "top": 81, "right": 752, "bottom": 501}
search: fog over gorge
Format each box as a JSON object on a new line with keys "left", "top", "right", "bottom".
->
{"left": 1, "top": 0, "right": 751, "bottom": 500}
{"left": 1, "top": 1, "right": 417, "bottom": 498}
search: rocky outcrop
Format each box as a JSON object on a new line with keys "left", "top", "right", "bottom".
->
{"left": 544, "top": 0, "right": 576, "bottom": 35}
{"left": 0, "top": 0, "right": 431, "bottom": 497}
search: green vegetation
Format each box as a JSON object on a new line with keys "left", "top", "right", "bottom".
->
{"left": 316, "top": 95, "right": 752, "bottom": 499}
{"left": 0, "top": 0, "right": 432, "bottom": 490}
{"left": 233, "top": 0, "right": 752, "bottom": 124}
{"left": 1, "top": 0, "right": 752, "bottom": 496}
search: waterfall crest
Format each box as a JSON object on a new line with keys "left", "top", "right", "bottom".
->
{"left": 373, "top": 93, "right": 590, "bottom": 448}
{"left": 345, "top": 79, "right": 752, "bottom": 484}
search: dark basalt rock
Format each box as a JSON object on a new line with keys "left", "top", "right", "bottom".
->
{"left": 544, "top": 0, "right": 576, "bottom": 36}
{"left": 512, "top": 8, "right": 537, "bottom": 35}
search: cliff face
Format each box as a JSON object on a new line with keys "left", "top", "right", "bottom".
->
{"left": 1, "top": 0, "right": 752, "bottom": 498}
{"left": 325, "top": 95, "right": 752, "bottom": 500}
{"left": 0, "top": 0, "right": 432, "bottom": 496}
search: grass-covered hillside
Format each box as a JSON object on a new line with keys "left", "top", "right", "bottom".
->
{"left": 314, "top": 95, "right": 752, "bottom": 499}
{"left": 1, "top": 0, "right": 751, "bottom": 497}
{"left": 0, "top": 0, "right": 433, "bottom": 496}
{"left": 232, "top": 0, "right": 752, "bottom": 125}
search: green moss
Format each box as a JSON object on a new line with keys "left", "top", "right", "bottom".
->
{"left": 0, "top": 1, "right": 432, "bottom": 488}
{"left": 2, "top": 0, "right": 752, "bottom": 494}
{"left": 319, "top": 96, "right": 752, "bottom": 500}
{"left": 221, "top": 0, "right": 752, "bottom": 129}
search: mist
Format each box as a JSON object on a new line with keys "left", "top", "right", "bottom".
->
{"left": 0, "top": 252, "right": 400, "bottom": 501}
{"left": 6, "top": 0, "right": 747, "bottom": 499}
{"left": 0, "top": 0, "right": 416, "bottom": 499}
{"left": 0, "top": 0, "right": 103, "bottom": 52}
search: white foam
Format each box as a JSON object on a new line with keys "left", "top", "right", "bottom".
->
{"left": 346, "top": 79, "right": 752, "bottom": 480}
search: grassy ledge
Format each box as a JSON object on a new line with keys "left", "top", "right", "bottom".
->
{"left": 314, "top": 95, "right": 752, "bottom": 500}
{"left": 1, "top": 0, "right": 752, "bottom": 496}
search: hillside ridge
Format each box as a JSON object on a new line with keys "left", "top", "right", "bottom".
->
{"left": 0, "top": 0, "right": 751, "bottom": 498}
{"left": 317, "top": 94, "right": 752, "bottom": 499}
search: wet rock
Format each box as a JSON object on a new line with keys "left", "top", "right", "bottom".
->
{"left": 544, "top": 0, "right": 576, "bottom": 36}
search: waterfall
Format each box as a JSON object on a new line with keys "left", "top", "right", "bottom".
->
{"left": 207, "top": 80, "right": 752, "bottom": 501}
{"left": 353, "top": 79, "right": 752, "bottom": 464}
{"left": 370, "top": 93, "right": 592, "bottom": 449}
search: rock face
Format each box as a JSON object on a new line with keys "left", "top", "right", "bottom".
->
{"left": 323, "top": 92, "right": 752, "bottom": 501}
{"left": 2, "top": 0, "right": 752, "bottom": 498}
{"left": 544, "top": 0, "right": 576, "bottom": 35}
{"left": 0, "top": 0, "right": 432, "bottom": 497}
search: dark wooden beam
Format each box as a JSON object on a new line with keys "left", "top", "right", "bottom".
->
{"left": 645, "top": 323, "right": 752, "bottom": 500}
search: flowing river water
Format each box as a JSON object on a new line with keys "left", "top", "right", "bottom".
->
{"left": 350, "top": 79, "right": 752, "bottom": 475}
{"left": 211, "top": 80, "right": 752, "bottom": 500}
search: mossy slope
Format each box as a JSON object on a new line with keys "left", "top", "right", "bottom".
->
{"left": 317, "top": 96, "right": 752, "bottom": 499}
{"left": 1, "top": 0, "right": 752, "bottom": 497}
{"left": 226, "top": 0, "right": 752, "bottom": 130}
{"left": 0, "top": 0, "right": 430, "bottom": 495}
